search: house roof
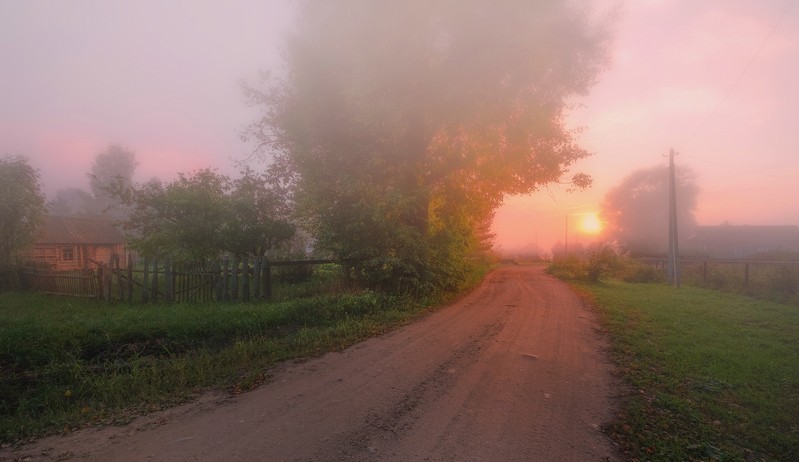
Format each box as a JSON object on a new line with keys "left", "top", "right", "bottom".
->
{"left": 690, "top": 225, "right": 799, "bottom": 242}
{"left": 35, "top": 215, "right": 125, "bottom": 245}
{"left": 686, "top": 225, "right": 799, "bottom": 253}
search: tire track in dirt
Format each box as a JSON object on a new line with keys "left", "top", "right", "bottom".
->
{"left": 315, "top": 321, "right": 507, "bottom": 461}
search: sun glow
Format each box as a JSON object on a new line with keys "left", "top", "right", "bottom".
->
{"left": 579, "top": 212, "right": 603, "bottom": 235}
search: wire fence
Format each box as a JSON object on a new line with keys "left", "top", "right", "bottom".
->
{"left": 638, "top": 257, "right": 799, "bottom": 304}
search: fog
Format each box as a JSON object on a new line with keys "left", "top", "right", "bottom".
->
{"left": 2, "top": 0, "right": 798, "bottom": 254}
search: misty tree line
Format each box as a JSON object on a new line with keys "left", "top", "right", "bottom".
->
{"left": 5, "top": 1, "right": 620, "bottom": 294}
{"left": 0, "top": 147, "right": 301, "bottom": 275}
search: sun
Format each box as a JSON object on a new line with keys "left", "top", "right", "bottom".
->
{"left": 579, "top": 212, "right": 603, "bottom": 235}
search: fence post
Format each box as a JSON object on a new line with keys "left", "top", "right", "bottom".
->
{"left": 127, "top": 253, "right": 134, "bottom": 302}
{"left": 96, "top": 266, "right": 105, "bottom": 300}
{"left": 165, "top": 260, "right": 174, "bottom": 303}
{"left": 223, "top": 258, "right": 230, "bottom": 301}
{"left": 229, "top": 256, "right": 238, "bottom": 301}
{"left": 114, "top": 254, "right": 123, "bottom": 302}
{"left": 213, "top": 261, "right": 223, "bottom": 301}
{"left": 78, "top": 266, "right": 86, "bottom": 295}
{"left": 105, "top": 263, "right": 112, "bottom": 303}
{"left": 242, "top": 256, "right": 250, "bottom": 302}
{"left": 142, "top": 257, "right": 150, "bottom": 302}
{"left": 263, "top": 258, "right": 272, "bottom": 301}
{"left": 151, "top": 259, "right": 159, "bottom": 302}
{"left": 253, "top": 255, "right": 261, "bottom": 299}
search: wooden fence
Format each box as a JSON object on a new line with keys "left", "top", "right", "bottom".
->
{"left": 638, "top": 257, "right": 799, "bottom": 292}
{"left": 19, "top": 254, "right": 338, "bottom": 303}
{"left": 18, "top": 268, "right": 100, "bottom": 298}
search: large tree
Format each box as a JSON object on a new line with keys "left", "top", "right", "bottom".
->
{"left": 244, "top": 0, "right": 612, "bottom": 292}
{"left": 601, "top": 164, "right": 699, "bottom": 256}
{"left": 0, "top": 155, "right": 46, "bottom": 267}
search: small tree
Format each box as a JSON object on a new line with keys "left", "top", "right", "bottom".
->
{"left": 108, "top": 169, "right": 295, "bottom": 267}
{"left": 0, "top": 155, "right": 46, "bottom": 268}
{"left": 226, "top": 167, "right": 295, "bottom": 258}
{"left": 584, "top": 243, "right": 618, "bottom": 282}
{"left": 113, "top": 170, "right": 231, "bottom": 266}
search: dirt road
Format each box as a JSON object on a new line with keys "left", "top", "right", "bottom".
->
{"left": 4, "top": 265, "right": 620, "bottom": 461}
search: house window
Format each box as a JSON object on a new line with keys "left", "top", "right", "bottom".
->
{"left": 33, "top": 247, "right": 58, "bottom": 263}
{"left": 62, "top": 247, "right": 75, "bottom": 262}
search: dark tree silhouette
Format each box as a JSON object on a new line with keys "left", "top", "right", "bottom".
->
{"left": 602, "top": 165, "right": 699, "bottom": 256}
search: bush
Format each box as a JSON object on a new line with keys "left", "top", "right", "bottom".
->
{"left": 584, "top": 244, "right": 618, "bottom": 282}
{"left": 547, "top": 255, "right": 585, "bottom": 280}
{"left": 617, "top": 259, "right": 665, "bottom": 283}
{"left": 548, "top": 244, "right": 670, "bottom": 284}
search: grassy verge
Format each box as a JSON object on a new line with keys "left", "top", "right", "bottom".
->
{"left": 576, "top": 280, "right": 799, "bottom": 461}
{"left": 0, "top": 289, "right": 438, "bottom": 444}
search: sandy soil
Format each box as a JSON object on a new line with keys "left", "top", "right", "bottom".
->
{"left": 2, "top": 265, "right": 621, "bottom": 461}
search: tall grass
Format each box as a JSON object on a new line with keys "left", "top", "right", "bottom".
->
{"left": 576, "top": 280, "right": 799, "bottom": 461}
{"left": 0, "top": 290, "right": 433, "bottom": 443}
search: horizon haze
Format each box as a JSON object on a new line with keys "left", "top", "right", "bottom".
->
{"left": 2, "top": 0, "right": 797, "bottom": 254}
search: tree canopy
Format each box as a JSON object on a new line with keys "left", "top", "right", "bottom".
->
{"left": 244, "top": 0, "right": 612, "bottom": 292}
{"left": 0, "top": 155, "right": 46, "bottom": 268}
{"left": 108, "top": 168, "right": 294, "bottom": 267}
{"left": 48, "top": 187, "right": 96, "bottom": 217}
{"left": 49, "top": 144, "right": 139, "bottom": 218}
{"left": 601, "top": 164, "right": 699, "bottom": 256}
{"left": 88, "top": 144, "right": 138, "bottom": 219}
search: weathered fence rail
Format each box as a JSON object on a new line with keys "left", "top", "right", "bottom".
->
{"left": 19, "top": 268, "right": 100, "bottom": 298}
{"left": 19, "top": 254, "right": 340, "bottom": 303}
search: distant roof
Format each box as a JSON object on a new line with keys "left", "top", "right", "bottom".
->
{"left": 692, "top": 225, "right": 799, "bottom": 240}
{"left": 35, "top": 215, "right": 125, "bottom": 245}
{"left": 688, "top": 225, "right": 799, "bottom": 252}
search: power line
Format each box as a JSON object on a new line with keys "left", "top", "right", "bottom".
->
{"left": 683, "top": 0, "right": 792, "bottom": 146}
{"left": 678, "top": 1, "right": 793, "bottom": 183}
{"left": 680, "top": 154, "right": 793, "bottom": 182}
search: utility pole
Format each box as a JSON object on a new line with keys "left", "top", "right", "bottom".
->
{"left": 564, "top": 214, "right": 568, "bottom": 256}
{"left": 667, "top": 148, "right": 681, "bottom": 287}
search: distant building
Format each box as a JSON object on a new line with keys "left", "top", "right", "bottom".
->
{"left": 685, "top": 225, "right": 799, "bottom": 258}
{"left": 27, "top": 215, "right": 127, "bottom": 270}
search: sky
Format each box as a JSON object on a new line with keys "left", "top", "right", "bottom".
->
{"left": 2, "top": 0, "right": 798, "bottom": 254}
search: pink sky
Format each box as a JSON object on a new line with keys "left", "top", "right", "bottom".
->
{"left": 2, "top": 1, "right": 798, "bottom": 254}
{"left": 494, "top": 0, "right": 799, "bottom": 254}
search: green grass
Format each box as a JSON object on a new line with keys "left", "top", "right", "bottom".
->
{"left": 0, "top": 288, "right": 439, "bottom": 443}
{"left": 575, "top": 280, "right": 799, "bottom": 461}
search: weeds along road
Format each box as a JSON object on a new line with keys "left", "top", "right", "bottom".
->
{"left": 5, "top": 265, "right": 620, "bottom": 462}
